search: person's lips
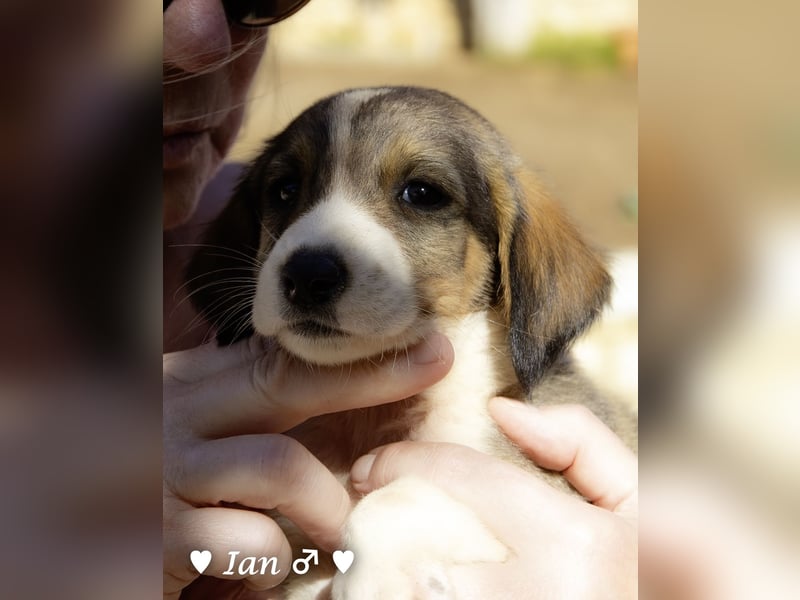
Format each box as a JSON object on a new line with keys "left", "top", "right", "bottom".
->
{"left": 163, "top": 129, "right": 209, "bottom": 169}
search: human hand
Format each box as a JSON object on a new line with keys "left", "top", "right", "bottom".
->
{"left": 163, "top": 333, "right": 453, "bottom": 599}
{"left": 349, "top": 398, "right": 637, "bottom": 599}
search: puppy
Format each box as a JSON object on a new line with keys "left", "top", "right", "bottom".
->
{"left": 188, "top": 86, "right": 635, "bottom": 599}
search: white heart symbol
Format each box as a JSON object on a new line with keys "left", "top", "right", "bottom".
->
{"left": 190, "top": 550, "right": 212, "bottom": 574}
{"left": 332, "top": 549, "right": 354, "bottom": 574}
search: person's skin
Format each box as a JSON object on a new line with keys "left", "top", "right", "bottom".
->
{"left": 350, "top": 398, "right": 638, "bottom": 599}
{"left": 163, "top": 0, "right": 267, "bottom": 230}
{"left": 163, "top": 335, "right": 454, "bottom": 599}
{"left": 162, "top": 3, "right": 454, "bottom": 598}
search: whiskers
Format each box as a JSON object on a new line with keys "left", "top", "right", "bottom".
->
{"left": 168, "top": 243, "right": 263, "bottom": 344}
{"left": 197, "top": 285, "right": 257, "bottom": 346}
{"left": 260, "top": 221, "right": 279, "bottom": 244}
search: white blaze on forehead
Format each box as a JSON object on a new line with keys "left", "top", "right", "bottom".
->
{"left": 329, "top": 88, "right": 393, "bottom": 187}
{"left": 252, "top": 193, "right": 417, "bottom": 348}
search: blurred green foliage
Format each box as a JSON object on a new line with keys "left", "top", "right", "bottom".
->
{"left": 527, "top": 30, "right": 620, "bottom": 69}
{"left": 619, "top": 191, "right": 638, "bottom": 220}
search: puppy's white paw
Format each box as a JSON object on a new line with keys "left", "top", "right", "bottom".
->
{"left": 332, "top": 477, "right": 508, "bottom": 600}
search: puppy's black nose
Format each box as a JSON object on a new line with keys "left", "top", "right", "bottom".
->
{"left": 281, "top": 248, "right": 348, "bottom": 309}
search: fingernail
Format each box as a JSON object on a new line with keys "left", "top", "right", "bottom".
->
{"left": 409, "top": 333, "right": 451, "bottom": 365}
{"left": 350, "top": 453, "right": 376, "bottom": 492}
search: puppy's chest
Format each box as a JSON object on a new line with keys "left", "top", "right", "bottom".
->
{"left": 287, "top": 311, "right": 518, "bottom": 475}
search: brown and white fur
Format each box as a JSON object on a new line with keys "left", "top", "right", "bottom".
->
{"left": 188, "top": 87, "right": 636, "bottom": 599}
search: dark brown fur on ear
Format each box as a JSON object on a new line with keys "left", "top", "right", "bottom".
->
{"left": 185, "top": 171, "right": 262, "bottom": 346}
{"left": 497, "top": 171, "right": 611, "bottom": 393}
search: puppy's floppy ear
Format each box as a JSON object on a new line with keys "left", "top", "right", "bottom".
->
{"left": 186, "top": 167, "right": 263, "bottom": 346}
{"left": 495, "top": 170, "right": 611, "bottom": 393}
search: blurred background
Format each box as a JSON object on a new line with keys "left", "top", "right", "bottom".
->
{"left": 639, "top": 1, "right": 800, "bottom": 596}
{"left": 231, "top": 0, "right": 640, "bottom": 410}
{"left": 2, "top": 0, "right": 799, "bottom": 597}
{"left": 231, "top": 0, "right": 638, "bottom": 250}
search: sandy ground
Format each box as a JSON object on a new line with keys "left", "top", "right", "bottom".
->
{"left": 233, "top": 55, "right": 638, "bottom": 250}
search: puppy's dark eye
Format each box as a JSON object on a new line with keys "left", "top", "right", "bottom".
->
{"left": 273, "top": 180, "right": 300, "bottom": 203}
{"left": 399, "top": 181, "right": 448, "bottom": 209}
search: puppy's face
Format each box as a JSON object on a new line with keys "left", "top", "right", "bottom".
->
{"left": 189, "top": 87, "right": 610, "bottom": 390}
{"left": 248, "top": 88, "right": 504, "bottom": 364}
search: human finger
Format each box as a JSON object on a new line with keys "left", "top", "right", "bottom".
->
{"left": 489, "top": 398, "right": 637, "bottom": 514}
{"left": 169, "top": 434, "right": 351, "bottom": 551}
{"left": 178, "top": 332, "right": 453, "bottom": 437}
{"left": 164, "top": 336, "right": 269, "bottom": 386}
{"left": 163, "top": 506, "right": 292, "bottom": 599}
{"left": 349, "top": 441, "right": 572, "bottom": 541}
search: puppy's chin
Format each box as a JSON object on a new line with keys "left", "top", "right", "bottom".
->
{"left": 273, "top": 325, "right": 430, "bottom": 366}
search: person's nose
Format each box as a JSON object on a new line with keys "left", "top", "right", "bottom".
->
{"left": 164, "top": 0, "right": 232, "bottom": 73}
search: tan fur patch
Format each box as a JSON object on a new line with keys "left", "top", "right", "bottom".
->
{"left": 415, "top": 232, "right": 493, "bottom": 321}
{"left": 514, "top": 169, "right": 610, "bottom": 340}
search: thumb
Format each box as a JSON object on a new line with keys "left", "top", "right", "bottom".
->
{"left": 489, "top": 398, "right": 637, "bottom": 515}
